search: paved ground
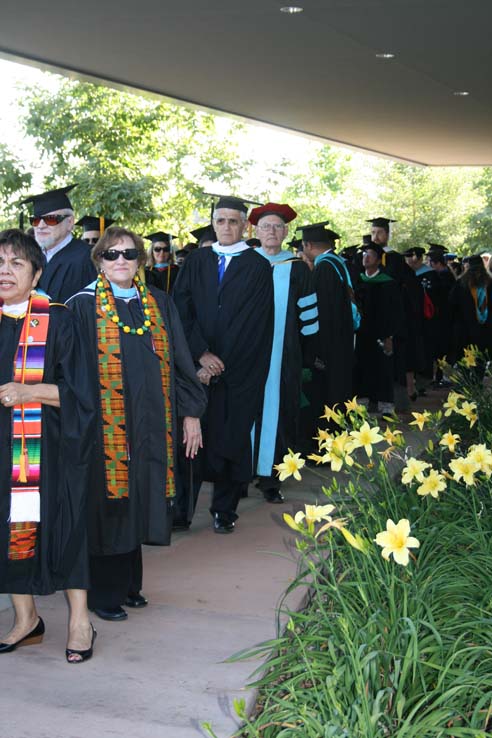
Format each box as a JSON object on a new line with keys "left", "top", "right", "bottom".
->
{"left": 0, "top": 389, "right": 444, "bottom": 738}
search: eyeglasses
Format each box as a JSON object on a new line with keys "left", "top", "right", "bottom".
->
{"left": 29, "top": 214, "right": 69, "bottom": 227}
{"left": 153, "top": 247, "right": 170, "bottom": 253}
{"left": 83, "top": 237, "right": 99, "bottom": 246}
{"left": 257, "top": 223, "right": 286, "bottom": 232}
{"left": 100, "top": 248, "right": 139, "bottom": 261}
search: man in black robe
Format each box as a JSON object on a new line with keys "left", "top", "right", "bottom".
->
{"left": 301, "top": 221, "right": 354, "bottom": 432}
{"left": 249, "top": 202, "right": 317, "bottom": 504}
{"left": 354, "top": 242, "right": 404, "bottom": 411}
{"left": 367, "top": 216, "right": 421, "bottom": 411}
{"left": 173, "top": 196, "right": 274, "bottom": 533}
{"left": 21, "top": 185, "right": 96, "bottom": 303}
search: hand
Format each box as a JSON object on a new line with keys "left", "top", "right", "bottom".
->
{"left": 182, "top": 416, "right": 202, "bottom": 459}
{"left": 383, "top": 337, "right": 393, "bottom": 356}
{"left": 0, "top": 382, "right": 32, "bottom": 407}
{"left": 197, "top": 367, "right": 212, "bottom": 386}
{"left": 199, "top": 351, "right": 224, "bottom": 377}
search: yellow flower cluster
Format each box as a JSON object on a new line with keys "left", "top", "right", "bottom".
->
{"left": 462, "top": 344, "right": 479, "bottom": 368}
{"left": 449, "top": 444, "right": 492, "bottom": 486}
{"left": 442, "top": 391, "right": 478, "bottom": 427}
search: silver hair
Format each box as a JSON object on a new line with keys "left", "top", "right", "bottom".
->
{"left": 212, "top": 208, "right": 247, "bottom": 223}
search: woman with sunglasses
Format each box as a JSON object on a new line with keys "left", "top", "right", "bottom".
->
{"left": 0, "top": 229, "right": 95, "bottom": 663}
{"left": 67, "top": 227, "right": 206, "bottom": 621}
{"left": 144, "top": 232, "right": 179, "bottom": 294}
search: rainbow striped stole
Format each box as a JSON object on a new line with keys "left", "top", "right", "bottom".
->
{"left": 7, "top": 292, "right": 50, "bottom": 560}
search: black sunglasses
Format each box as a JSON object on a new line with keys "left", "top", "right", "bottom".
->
{"left": 100, "top": 248, "right": 139, "bottom": 261}
{"left": 153, "top": 246, "right": 170, "bottom": 253}
{"left": 29, "top": 214, "right": 69, "bottom": 227}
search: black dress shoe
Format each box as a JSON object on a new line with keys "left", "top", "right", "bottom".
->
{"left": 0, "top": 616, "right": 45, "bottom": 653}
{"left": 263, "top": 488, "right": 285, "bottom": 504}
{"left": 66, "top": 624, "right": 97, "bottom": 664}
{"left": 213, "top": 513, "right": 235, "bottom": 534}
{"left": 92, "top": 606, "right": 128, "bottom": 621}
{"left": 125, "top": 593, "right": 148, "bottom": 608}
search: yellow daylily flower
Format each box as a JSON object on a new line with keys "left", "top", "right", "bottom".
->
{"left": 349, "top": 421, "right": 384, "bottom": 458}
{"left": 307, "top": 452, "right": 331, "bottom": 465}
{"left": 457, "top": 400, "right": 478, "bottom": 428}
{"left": 443, "top": 391, "right": 464, "bottom": 417}
{"left": 437, "top": 355, "right": 449, "bottom": 371}
{"left": 340, "top": 527, "right": 368, "bottom": 552}
{"left": 344, "top": 396, "right": 365, "bottom": 414}
{"left": 416, "top": 469, "right": 447, "bottom": 498}
{"left": 382, "top": 426, "right": 403, "bottom": 445}
{"left": 378, "top": 445, "right": 396, "bottom": 461}
{"left": 313, "top": 428, "right": 332, "bottom": 445}
{"left": 375, "top": 518, "right": 420, "bottom": 566}
{"left": 462, "top": 345, "right": 478, "bottom": 368}
{"left": 439, "top": 431, "right": 460, "bottom": 454}
{"left": 401, "top": 457, "right": 431, "bottom": 485}
{"left": 467, "top": 444, "right": 492, "bottom": 476}
{"left": 284, "top": 504, "right": 337, "bottom": 535}
{"left": 409, "top": 411, "right": 431, "bottom": 431}
{"left": 315, "top": 516, "right": 347, "bottom": 538}
{"left": 274, "top": 450, "right": 305, "bottom": 481}
{"left": 320, "top": 404, "right": 344, "bottom": 425}
{"left": 283, "top": 511, "right": 306, "bottom": 532}
{"left": 449, "top": 456, "right": 480, "bottom": 486}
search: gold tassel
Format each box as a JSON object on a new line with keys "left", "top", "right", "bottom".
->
{"left": 18, "top": 448, "right": 29, "bottom": 483}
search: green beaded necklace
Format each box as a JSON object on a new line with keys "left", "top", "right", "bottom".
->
{"left": 96, "top": 272, "right": 152, "bottom": 335}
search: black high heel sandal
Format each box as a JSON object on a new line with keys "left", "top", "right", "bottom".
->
{"left": 66, "top": 623, "right": 97, "bottom": 664}
{"left": 0, "top": 616, "right": 45, "bottom": 653}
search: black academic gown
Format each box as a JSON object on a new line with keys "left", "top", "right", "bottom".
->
{"left": 0, "top": 307, "right": 93, "bottom": 595}
{"left": 173, "top": 246, "right": 274, "bottom": 483}
{"left": 254, "top": 254, "right": 317, "bottom": 482}
{"left": 415, "top": 267, "right": 441, "bottom": 377}
{"left": 448, "top": 281, "right": 492, "bottom": 363}
{"left": 38, "top": 237, "right": 96, "bottom": 303}
{"left": 309, "top": 254, "right": 354, "bottom": 417}
{"left": 67, "top": 286, "right": 206, "bottom": 557}
{"left": 354, "top": 273, "right": 404, "bottom": 403}
{"left": 145, "top": 264, "right": 179, "bottom": 294}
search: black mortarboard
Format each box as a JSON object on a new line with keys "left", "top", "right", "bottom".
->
{"left": 76, "top": 215, "right": 115, "bottom": 232}
{"left": 362, "top": 240, "right": 384, "bottom": 257}
{"left": 214, "top": 196, "right": 249, "bottom": 214}
{"left": 341, "top": 245, "right": 359, "bottom": 259}
{"left": 190, "top": 224, "right": 216, "bottom": 244}
{"left": 288, "top": 237, "right": 303, "bottom": 252}
{"left": 402, "top": 246, "right": 426, "bottom": 258}
{"left": 427, "top": 242, "right": 447, "bottom": 252}
{"left": 465, "top": 254, "right": 484, "bottom": 268}
{"left": 145, "top": 231, "right": 175, "bottom": 244}
{"left": 362, "top": 234, "right": 372, "bottom": 246}
{"left": 366, "top": 217, "right": 396, "bottom": 230}
{"left": 245, "top": 238, "right": 261, "bottom": 248}
{"left": 297, "top": 221, "right": 340, "bottom": 243}
{"left": 21, "top": 184, "right": 76, "bottom": 217}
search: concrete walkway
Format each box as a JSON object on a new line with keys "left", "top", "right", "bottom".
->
{"left": 0, "top": 392, "right": 441, "bottom": 738}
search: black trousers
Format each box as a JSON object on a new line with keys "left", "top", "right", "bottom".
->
{"left": 88, "top": 546, "right": 142, "bottom": 610}
{"left": 210, "top": 461, "right": 245, "bottom": 523}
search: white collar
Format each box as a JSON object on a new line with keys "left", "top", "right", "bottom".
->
{"left": 2, "top": 299, "right": 29, "bottom": 317}
{"left": 212, "top": 240, "right": 250, "bottom": 255}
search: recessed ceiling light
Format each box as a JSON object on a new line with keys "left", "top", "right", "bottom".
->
{"left": 280, "top": 6, "right": 304, "bottom": 14}
{"left": 375, "top": 52, "right": 395, "bottom": 59}
{"left": 453, "top": 90, "right": 470, "bottom": 96}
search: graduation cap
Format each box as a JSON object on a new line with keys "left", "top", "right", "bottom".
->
{"left": 205, "top": 192, "right": 262, "bottom": 217}
{"left": 288, "top": 237, "right": 303, "bottom": 252}
{"left": 427, "top": 242, "right": 447, "bottom": 252}
{"left": 340, "top": 245, "right": 359, "bottom": 259}
{"left": 297, "top": 220, "right": 340, "bottom": 244}
{"left": 248, "top": 202, "right": 297, "bottom": 225}
{"left": 464, "top": 254, "right": 484, "bottom": 268}
{"left": 361, "top": 234, "right": 372, "bottom": 246}
{"left": 402, "top": 246, "right": 426, "bottom": 258}
{"left": 21, "top": 184, "right": 77, "bottom": 217}
{"left": 361, "top": 240, "right": 384, "bottom": 257}
{"left": 76, "top": 215, "right": 115, "bottom": 232}
{"left": 246, "top": 237, "right": 261, "bottom": 248}
{"left": 145, "top": 231, "right": 175, "bottom": 244}
{"left": 366, "top": 217, "right": 396, "bottom": 231}
{"left": 190, "top": 224, "right": 216, "bottom": 244}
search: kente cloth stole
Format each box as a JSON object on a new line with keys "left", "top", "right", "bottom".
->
{"left": 5, "top": 292, "right": 50, "bottom": 560}
{"left": 471, "top": 286, "right": 488, "bottom": 324}
{"left": 95, "top": 278, "right": 175, "bottom": 500}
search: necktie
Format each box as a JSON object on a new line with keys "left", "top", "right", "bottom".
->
{"left": 218, "top": 254, "right": 226, "bottom": 284}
